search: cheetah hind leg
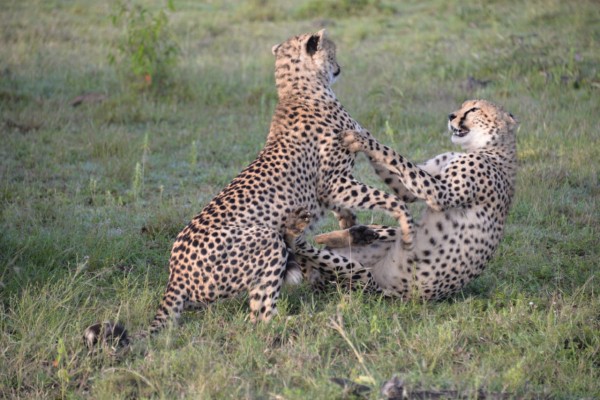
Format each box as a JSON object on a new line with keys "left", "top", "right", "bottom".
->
{"left": 314, "top": 225, "right": 382, "bottom": 248}
{"left": 247, "top": 242, "right": 290, "bottom": 323}
{"left": 293, "top": 241, "right": 382, "bottom": 293}
{"left": 283, "top": 207, "right": 313, "bottom": 285}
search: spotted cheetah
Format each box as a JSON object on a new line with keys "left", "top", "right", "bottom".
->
{"left": 147, "top": 30, "right": 413, "bottom": 333}
{"left": 295, "top": 100, "right": 518, "bottom": 299}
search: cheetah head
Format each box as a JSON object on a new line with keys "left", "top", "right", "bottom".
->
{"left": 448, "top": 99, "right": 518, "bottom": 150}
{"left": 271, "top": 29, "right": 341, "bottom": 90}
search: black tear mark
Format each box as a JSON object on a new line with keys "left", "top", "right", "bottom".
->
{"left": 459, "top": 107, "right": 479, "bottom": 130}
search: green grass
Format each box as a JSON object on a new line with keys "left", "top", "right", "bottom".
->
{"left": 1, "top": 0, "right": 599, "bottom": 398}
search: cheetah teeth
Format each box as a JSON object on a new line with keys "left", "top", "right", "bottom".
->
{"left": 451, "top": 127, "right": 469, "bottom": 137}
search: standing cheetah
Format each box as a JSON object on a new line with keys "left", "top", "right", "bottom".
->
{"left": 147, "top": 30, "right": 413, "bottom": 333}
{"left": 295, "top": 100, "right": 518, "bottom": 299}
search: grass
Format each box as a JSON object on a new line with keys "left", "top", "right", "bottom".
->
{"left": 1, "top": 0, "right": 599, "bottom": 398}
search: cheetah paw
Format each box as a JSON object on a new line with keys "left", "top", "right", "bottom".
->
{"left": 348, "top": 225, "right": 380, "bottom": 245}
{"left": 286, "top": 208, "right": 313, "bottom": 238}
{"left": 336, "top": 210, "right": 356, "bottom": 230}
{"left": 340, "top": 129, "right": 368, "bottom": 153}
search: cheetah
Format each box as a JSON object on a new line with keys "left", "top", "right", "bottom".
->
{"left": 294, "top": 100, "right": 518, "bottom": 300}
{"left": 147, "top": 30, "right": 413, "bottom": 333}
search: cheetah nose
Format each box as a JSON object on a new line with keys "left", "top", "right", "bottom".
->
{"left": 448, "top": 113, "right": 456, "bottom": 121}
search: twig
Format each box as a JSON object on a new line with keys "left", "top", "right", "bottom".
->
{"left": 328, "top": 306, "right": 373, "bottom": 380}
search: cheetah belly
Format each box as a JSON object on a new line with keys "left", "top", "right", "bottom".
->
{"left": 412, "top": 206, "right": 497, "bottom": 295}
{"left": 370, "top": 205, "right": 496, "bottom": 298}
{"left": 369, "top": 238, "right": 410, "bottom": 295}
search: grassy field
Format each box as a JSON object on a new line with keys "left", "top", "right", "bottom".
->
{"left": 1, "top": 0, "right": 599, "bottom": 398}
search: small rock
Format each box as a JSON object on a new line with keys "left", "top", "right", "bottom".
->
{"left": 380, "top": 376, "right": 406, "bottom": 400}
{"left": 83, "top": 321, "right": 129, "bottom": 355}
{"left": 462, "top": 76, "right": 491, "bottom": 91}
{"left": 70, "top": 92, "right": 107, "bottom": 107}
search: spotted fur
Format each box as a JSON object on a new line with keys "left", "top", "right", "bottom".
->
{"left": 295, "top": 100, "right": 518, "bottom": 300}
{"left": 147, "top": 30, "right": 413, "bottom": 333}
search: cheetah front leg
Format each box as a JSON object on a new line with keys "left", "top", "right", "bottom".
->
{"left": 370, "top": 152, "right": 460, "bottom": 202}
{"left": 342, "top": 129, "right": 467, "bottom": 211}
{"left": 324, "top": 179, "right": 414, "bottom": 249}
{"left": 369, "top": 162, "right": 418, "bottom": 203}
{"left": 417, "top": 152, "right": 461, "bottom": 176}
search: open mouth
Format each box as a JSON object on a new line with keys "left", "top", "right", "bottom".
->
{"left": 451, "top": 125, "right": 469, "bottom": 137}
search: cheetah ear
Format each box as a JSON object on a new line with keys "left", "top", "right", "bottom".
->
{"left": 306, "top": 29, "right": 326, "bottom": 56}
{"left": 306, "top": 35, "right": 319, "bottom": 56}
{"left": 317, "top": 28, "right": 327, "bottom": 42}
{"left": 271, "top": 43, "right": 281, "bottom": 56}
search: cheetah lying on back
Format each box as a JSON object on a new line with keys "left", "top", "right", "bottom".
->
{"left": 147, "top": 30, "right": 413, "bottom": 333}
{"left": 295, "top": 100, "right": 518, "bottom": 299}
